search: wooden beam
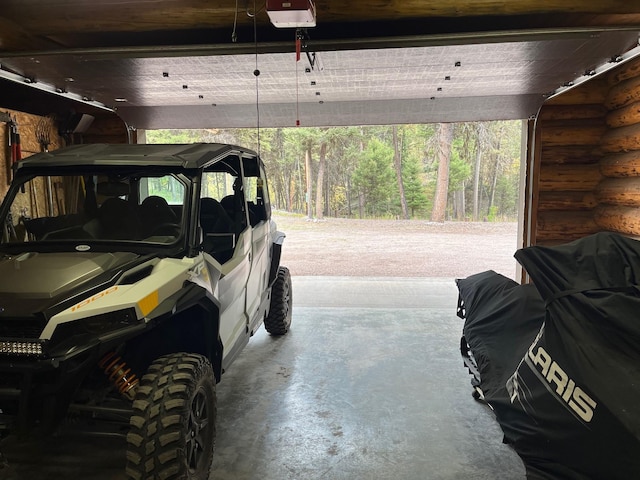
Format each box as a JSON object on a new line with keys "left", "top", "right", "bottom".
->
{"left": 538, "top": 164, "right": 602, "bottom": 191}
{"left": 538, "top": 191, "right": 597, "bottom": 211}
{"left": 600, "top": 151, "right": 640, "bottom": 177}
{"left": 605, "top": 75, "right": 640, "bottom": 110}
{"left": 538, "top": 104, "right": 606, "bottom": 121}
{"left": 607, "top": 55, "right": 640, "bottom": 86}
{"left": 594, "top": 205, "right": 640, "bottom": 235}
{"left": 596, "top": 177, "right": 640, "bottom": 206}
{"left": 601, "top": 123, "right": 640, "bottom": 153}
{"left": 546, "top": 79, "right": 607, "bottom": 106}
{"left": 540, "top": 145, "right": 602, "bottom": 165}
{"left": 536, "top": 211, "right": 599, "bottom": 242}
{"left": 540, "top": 124, "right": 607, "bottom": 147}
{"left": 2, "top": 1, "right": 640, "bottom": 37}
{"left": 0, "top": 16, "right": 60, "bottom": 51}
{"left": 605, "top": 100, "right": 640, "bottom": 128}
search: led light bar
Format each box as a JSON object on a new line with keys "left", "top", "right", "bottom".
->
{"left": 0, "top": 341, "right": 43, "bottom": 356}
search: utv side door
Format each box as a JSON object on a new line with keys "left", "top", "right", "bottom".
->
{"left": 200, "top": 161, "right": 251, "bottom": 362}
{"left": 243, "top": 158, "right": 272, "bottom": 330}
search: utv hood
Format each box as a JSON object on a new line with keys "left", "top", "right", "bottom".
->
{"left": 0, "top": 251, "right": 139, "bottom": 316}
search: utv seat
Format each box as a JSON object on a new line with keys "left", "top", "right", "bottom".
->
{"left": 96, "top": 197, "right": 139, "bottom": 240}
{"left": 220, "top": 194, "right": 247, "bottom": 233}
{"left": 139, "top": 195, "right": 178, "bottom": 237}
{"left": 200, "top": 197, "right": 235, "bottom": 262}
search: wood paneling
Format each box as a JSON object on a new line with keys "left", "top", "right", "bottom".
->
{"left": 0, "top": 108, "right": 62, "bottom": 198}
{"left": 0, "top": 108, "right": 129, "bottom": 194}
{"left": 0, "top": 1, "right": 639, "bottom": 39}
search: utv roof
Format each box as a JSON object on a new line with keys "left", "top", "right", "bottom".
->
{"left": 14, "top": 143, "right": 259, "bottom": 171}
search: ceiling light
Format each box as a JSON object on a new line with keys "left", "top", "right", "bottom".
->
{"left": 115, "top": 98, "right": 127, "bottom": 102}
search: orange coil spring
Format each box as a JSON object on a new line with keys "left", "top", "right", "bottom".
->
{"left": 98, "top": 352, "right": 139, "bottom": 400}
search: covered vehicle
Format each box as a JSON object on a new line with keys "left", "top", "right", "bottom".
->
{"left": 456, "top": 232, "right": 640, "bottom": 480}
{"left": 0, "top": 143, "right": 292, "bottom": 479}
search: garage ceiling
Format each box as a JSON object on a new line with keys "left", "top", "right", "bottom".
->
{"left": 0, "top": 1, "right": 640, "bottom": 129}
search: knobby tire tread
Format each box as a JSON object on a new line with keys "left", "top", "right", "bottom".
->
{"left": 125, "top": 353, "right": 216, "bottom": 480}
{"left": 264, "top": 266, "right": 292, "bottom": 335}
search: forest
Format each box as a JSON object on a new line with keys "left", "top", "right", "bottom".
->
{"left": 146, "top": 121, "right": 523, "bottom": 222}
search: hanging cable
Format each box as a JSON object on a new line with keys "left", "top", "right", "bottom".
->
{"left": 252, "top": 0, "right": 261, "bottom": 156}
{"left": 296, "top": 30, "right": 301, "bottom": 126}
{"left": 231, "top": 0, "right": 239, "bottom": 42}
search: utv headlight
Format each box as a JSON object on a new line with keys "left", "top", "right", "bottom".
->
{"left": 0, "top": 340, "right": 44, "bottom": 356}
{"left": 50, "top": 308, "right": 139, "bottom": 344}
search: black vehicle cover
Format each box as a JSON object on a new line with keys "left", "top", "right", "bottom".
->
{"left": 456, "top": 232, "right": 640, "bottom": 480}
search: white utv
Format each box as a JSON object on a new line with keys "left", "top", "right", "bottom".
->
{"left": 0, "top": 143, "right": 292, "bottom": 479}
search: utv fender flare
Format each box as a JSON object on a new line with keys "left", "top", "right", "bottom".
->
{"left": 269, "top": 230, "right": 286, "bottom": 286}
{"left": 147, "top": 283, "right": 224, "bottom": 382}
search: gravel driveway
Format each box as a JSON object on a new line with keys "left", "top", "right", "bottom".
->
{"left": 274, "top": 214, "right": 520, "bottom": 279}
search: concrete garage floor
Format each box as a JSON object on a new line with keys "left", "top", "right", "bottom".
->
{"left": 0, "top": 276, "right": 525, "bottom": 479}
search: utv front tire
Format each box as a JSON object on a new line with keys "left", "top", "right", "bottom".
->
{"left": 126, "top": 353, "right": 216, "bottom": 480}
{"left": 264, "top": 266, "right": 292, "bottom": 335}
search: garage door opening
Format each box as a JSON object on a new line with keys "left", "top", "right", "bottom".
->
{"left": 144, "top": 121, "right": 524, "bottom": 280}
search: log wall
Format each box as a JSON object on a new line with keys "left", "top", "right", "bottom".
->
{"left": 596, "top": 56, "right": 640, "bottom": 237}
{"left": 532, "top": 55, "right": 640, "bottom": 245}
{"left": 532, "top": 80, "right": 607, "bottom": 244}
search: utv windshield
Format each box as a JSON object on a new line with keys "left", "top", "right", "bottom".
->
{"left": 0, "top": 168, "right": 189, "bottom": 252}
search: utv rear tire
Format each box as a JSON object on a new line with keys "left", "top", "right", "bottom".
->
{"left": 125, "top": 353, "right": 216, "bottom": 480}
{"left": 264, "top": 266, "right": 292, "bottom": 335}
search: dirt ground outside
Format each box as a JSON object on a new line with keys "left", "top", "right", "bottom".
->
{"left": 274, "top": 213, "right": 520, "bottom": 280}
